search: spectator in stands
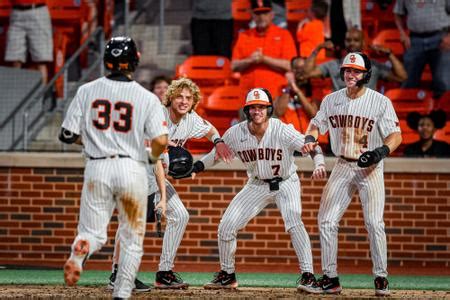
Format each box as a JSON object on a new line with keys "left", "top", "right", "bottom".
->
{"left": 296, "top": 0, "right": 329, "bottom": 61}
{"left": 5, "top": 0, "right": 53, "bottom": 84}
{"left": 232, "top": 0, "right": 297, "bottom": 103}
{"left": 302, "top": 28, "right": 407, "bottom": 91}
{"left": 404, "top": 110, "right": 450, "bottom": 158}
{"left": 273, "top": 56, "right": 319, "bottom": 132}
{"left": 150, "top": 75, "right": 172, "bottom": 102}
{"left": 394, "top": 0, "right": 450, "bottom": 99}
{"left": 190, "top": 0, "right": 233, "bottom": 58}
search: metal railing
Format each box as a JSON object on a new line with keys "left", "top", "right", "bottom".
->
{"left": 17, "top": 27, "right": 105, "bottom": 151}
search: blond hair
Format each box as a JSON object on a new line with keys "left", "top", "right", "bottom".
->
{"left": 163, "top": 77, "right": 202, "bottom": 112}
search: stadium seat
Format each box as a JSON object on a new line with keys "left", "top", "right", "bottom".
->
{"left": 372, "top": 29, "right": 405, "bottom": 57}
{"left": 232, "top": 0, "right": 251, "bottom": 39}
{"left": 434, "top": 122, "right": 450, "bottom": 143}
{"left": 361, "top": 0, "right": 396, "bottom": 38}
{"left": 175, "top": 56, "right": 233, "bottom": 97}
{"left": 185, "top": 85, "right": 242, "bottom": 154}
{"left": 285, "top": 0, "right": 311, "bottom": 38}
{"left": 384, "top": 88, "right": 434, "bottom": 119}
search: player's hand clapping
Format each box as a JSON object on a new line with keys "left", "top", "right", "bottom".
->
{"left": 301, "top": 135, "right": 318, "bottom": 154}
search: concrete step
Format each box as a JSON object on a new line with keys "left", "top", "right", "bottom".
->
{"left": 139, "top": 53, "right": 187, "bottom": 72}
{"left": 139, "top": 39, "right": 191, "bottom": 56}
{"left": 116, "top": 24, "right": 188, "bottom": 40}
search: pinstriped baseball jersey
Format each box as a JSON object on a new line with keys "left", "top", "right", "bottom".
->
{"left": 62, "top": 77, "right": 168, "bottom": 162}
{"left": 311, "top": 88, "right": 401, "bottom": 159}
{"left": 220, "top": 118, "right": 306, "bottom": 179}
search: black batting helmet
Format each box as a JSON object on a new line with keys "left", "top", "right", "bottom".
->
{"left": 104, "top": 36, "right": 140, "bottom": 72}
{"left": 340, "top": 52, "right": 372, "bottom": 86}
{"left": 243, "top": 88, "right": 273, "bottom": 121}
{"left": 168, "top": 146, "right": 194, "bottom": 179}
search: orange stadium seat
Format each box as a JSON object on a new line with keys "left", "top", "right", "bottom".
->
{"left": 434, "top": 122, "right": 450, "bottom": 143}
{"left": 361, "top": 0, "right": 396, "bottom": 38}
{"left": 372, "top": 29, "right": 405, "bottom": 57}
{"left": 384, "top": 88, "right": 434, "bottom": 119}
{"left": 185, "top": 85, "right": 242, "bottom": 154}
{"left": 285, "top": 0, "right": 311, "bottom": 37}
{"left": 232, "top": 0, "right": 251, "bottom": 38}
{"left": 175, "top": 56, "right": 233, "bottom": 97}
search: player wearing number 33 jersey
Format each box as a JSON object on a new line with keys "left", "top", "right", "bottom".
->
{"left": 59, "top": 36, "right": 168, "bottom": 299}
{"left": 195, "top": 88, "right": 326, "bottom": 294}
{"left": 302, "top": 52, "right": 402, "bottom": 296}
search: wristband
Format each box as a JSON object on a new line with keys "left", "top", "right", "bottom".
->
{"left": 375, "top": 145, "right": 390, "bottom": 159}
{"left": 304, "top": 135, "right": 316, "bottom": 144}
{"left": 213, "top": 138, "right": 224, "bottom": 145}
{"left": 211, "top": 133, "right": 221, "bottom": 143}
{"left": 192, "top": 161, "right": 205, "bottom": 173}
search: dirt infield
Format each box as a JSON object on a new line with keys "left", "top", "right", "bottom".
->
{"left": 0, "top": 285, "right": 448, "bottom": 299}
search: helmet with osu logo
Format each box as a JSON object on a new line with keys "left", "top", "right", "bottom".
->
{"left": 104, "top": 36, "right": 140, "bottom": 72}
{"left": 340, "top": 52, "right": 372, "bottom": 86}
{"left": 243, "top": 88, "right": 273, "bottom": 121}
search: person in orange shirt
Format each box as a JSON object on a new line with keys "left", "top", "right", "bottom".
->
{"left": 232, "top": 0, "right": 297, "bottom": 102}
{"left": 296, "top": 0, "right": 329, "bottom": 62}
{"left": 5, "top": 0, "right": 53, "bottom": 83}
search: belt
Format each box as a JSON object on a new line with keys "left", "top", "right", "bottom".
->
{"left": 89, "top": 154, "right": 130, "bottom": 160}
{"left": 410, "top": 29, "right": 446, "bottom": 38}
{"left": 340, "top": 156, "right": 358, "bottom": 162}
{"left": 262, "top": 177, "right": 283, "bottom": 184}
{"left": 13, "top": 3, "right": 46, "bottom": 10}
{"left": 262, "top": 177, "right": 283, "bottom": 191}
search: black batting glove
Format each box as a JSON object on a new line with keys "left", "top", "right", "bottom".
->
{"left": 357, "top": 145, "right": 390, "bottom": 168}
{"left": 192, "top": 160, "right": 205, "bottom": 174}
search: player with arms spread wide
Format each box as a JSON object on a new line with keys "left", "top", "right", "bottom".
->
{"left": 192, "top": 88, "right": 326, "bottom": 293}
{"left": 59, "top": 36, "right": 168, "bottom": 299}
{"left": 301, "top": 52, "right": 402, "bottom": 296}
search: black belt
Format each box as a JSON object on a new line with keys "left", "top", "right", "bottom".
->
{"left": 89, "top": 154, "right": 130, "bottom": 160}
{"left": 410, "top": 29, "right": 446, "bottom": 38}
{"left": 340, "top": 156, "right": 358, "bottom": 162}
{"left": 13, "top": 3, "right": 46, "bottom": 10}
{"left": 262, "top": 177, "right": 283, "bottom": 191}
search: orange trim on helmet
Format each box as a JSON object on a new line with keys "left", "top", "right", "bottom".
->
{"left": 341, "top": 63, "right": 367, "bottom": 71}
{"left": 245, "top": 100, "right": 271, "bottom": 106}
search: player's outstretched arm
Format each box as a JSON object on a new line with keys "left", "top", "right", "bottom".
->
{"left": 205, "top": 127, "right": 233, "bottom": 163}
{"left": 357, "top": 132, "right": 402, "bottom": 168}
{"left": 148, "top": 134, "right": 168, "bottom": 163}
{"left": 154, "top": 160, "right": 167, "bottom": 217}
{"left": 310, "top": 145, "right": 327, "bottom": 180}
{"left": 301, "top": 123, "right": 320, "bottom": 154}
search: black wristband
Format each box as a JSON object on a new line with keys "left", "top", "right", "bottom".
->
{"left": 375, "top": 145, "right": 390, "bottom": 159}
{"left": 213, "top": 138, "right": 224, "bottom": 145}
{"left": 304, "top": 135, "right": 316, "bottom": 144}
{"left": 192, "top": 161, "right": 205, "bottom": 173}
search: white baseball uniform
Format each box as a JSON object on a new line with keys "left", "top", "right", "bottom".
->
{"left": 148, "top": 106, "right": 212, "bottom": 272}
{"left": 62, "top": 77, "right": 168, "bottom": 298}
{"left": 200, "top": 118, "right": 324, "bottom": 274}
{"left": 310, "top": 87, "right": 400, "bottom": 278}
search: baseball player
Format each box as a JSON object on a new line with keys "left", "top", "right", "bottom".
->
{"left": 60, "top": 36, "right": 169, "bottom": 300}
{"left": 301, "top": 52, "right": 402, "bottom": 296}
{"left": 192, "top": 88, "right": 326, "bottom": 293}
{"left": 150, "top": 78, "right": 233, "bottom": 289}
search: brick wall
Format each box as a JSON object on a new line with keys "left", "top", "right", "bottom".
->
{"left": 0, "top": 153, "right": 448, "bottom": 275}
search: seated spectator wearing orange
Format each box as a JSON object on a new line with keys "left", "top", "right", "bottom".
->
{"left": 296, "top": 0, "right": 328, "bottom": 62}
{"left": 404, "top": 110, "right": 450, "bottom": 158}
{"left": 232, "top": 0, "right": 297, "bottom": 102}
{"left": 5, "top": 0, "right": 53, "bottom": 83}
{"left": 302, "top": 28, "right": 407, "bottom": 92}
{"left": 273, "top": 56, "right": 319, "bottom": 133}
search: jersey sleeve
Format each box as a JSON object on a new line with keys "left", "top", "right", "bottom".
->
{"left": 61, "top": 87, "right": 84, "bottom": 134}
{"left": 189, "top": 111, "right": 212, "bottom": 139}
{"left": 373, "top": 61, "right": 391, "bottom": 81}
{"left": 282, "top": 123, "right": 305, "bottom": 154}
{"left": 144, "top": 102, "right": 169, "bottom": 140}
{"left": 311, "top": 99, "right": 329, "bottom": 134}
{"left": 318, "top": 60, "right": 333, "bottom": 77}
{"left": 378, "top": 97, "right": 401, "bottom": 138}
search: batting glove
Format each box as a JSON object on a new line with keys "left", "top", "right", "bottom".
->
{"left": 357, "top": 145, "right": 390, "bottom": 168}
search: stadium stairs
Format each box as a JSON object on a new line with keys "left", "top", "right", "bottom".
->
{"left": 28, "top": 0, "right": 193, "bottom": 152}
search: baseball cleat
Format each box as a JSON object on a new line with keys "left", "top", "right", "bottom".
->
{"left": 317, "top": 274, "right": 342, "bottom": 294}
{"left": 374, "top": 276, "right": 390, "bottom": 296}
{"left": 64, "top": 239, "right": 89, "bottom": 286}
{"left": 154, "top": 270, "right": 189, "bottom": 289}
{"left": 107, "top": 264, "right": 151, "bottom": 292}
{"left": 297, "top": 272, "right": 322, "bottom": 294}
{"left": 203, "top": 270, "right": 238, "bottom": 289}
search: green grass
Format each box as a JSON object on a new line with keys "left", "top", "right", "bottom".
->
{"left": 0, "top": 270, "right": 448, "bottom": 291}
